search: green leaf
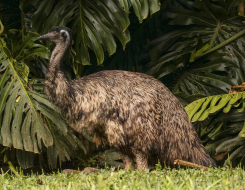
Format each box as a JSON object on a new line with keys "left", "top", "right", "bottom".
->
{"left": 20, "top": 0, "right": 162, "bottom": 66}
{"left": 118, "top": 0, "right": 130, "bottom": 15}
{"left": 225, "top": 144, "right": 245, "bottom": 165}
{"left": 0, "top": 39, "right": 53, "bottom": 152}
{"left": 14, "top": 32, "right": 40, "bottom": 61}
{"left": 34, "top": 103, "right": 67, "bottom": 134}
{"left": 117, "top": 0, "right": 161, "bottom": 23}
{"left": 24, "top": 0, "right": 131, "bottom": 66}
{"left": 185, "top": 92, "right": 245, "bottom": 122}
{"left": 21, "top": 110, "right": 33, "bottom": 152}
{"left": 216, "top": 136, "right": 245, "bottom": 154}
{"left": 16, "top": 149, "right": 34, "bottom": 169}
{"left": 147, "top": 35, "right": 239, "bottom": 96}
{"left": 212, "top": 122, "right": 243, "bottom": 140}
{"left": 191, "top": 97, "right": 212, "bottom": 121}
{"left": 22, "top": 47, "right": 50, "bottom": 60}
{"left": 0, "top": 35, "right": 85, "bottom": 168}
{"left": 238, "top": 121, "right": 245, "bottom": 137}
{"left": 190, "top": 43, "right": 210, "bottom": 62}
{"left": 146, "top": 0, "right": 245, "bottom": 98}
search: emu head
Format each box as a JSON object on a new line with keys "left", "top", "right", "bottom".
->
{"left": 37, "top": 26, "right": 72, "bottom": 47}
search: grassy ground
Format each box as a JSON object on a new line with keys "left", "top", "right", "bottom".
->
{"left": 1, "top": 167, "right": 245, "bottom": 190}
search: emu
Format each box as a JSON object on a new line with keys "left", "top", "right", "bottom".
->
{"left": 37, "top": 26, "right": 216, "bottom": 171}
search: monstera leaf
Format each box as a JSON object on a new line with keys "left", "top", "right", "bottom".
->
{"left": 144, "top": 0, "right": 245, "bottom": 102}
{"left": 185, "top": 91, "right": 245, "bottom": 122}
{"left": 146, "top": 37, "right": 239, "bottom": 96}
{"left": 0, "top": 32, "right": 85, "bottom": 169}
{"left": 118, "top": 0, "right": 161, "bottom": 22}
{"left": 18, "top": 0, "right": 161, "bottom": 68}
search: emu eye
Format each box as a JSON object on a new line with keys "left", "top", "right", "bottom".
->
{"left": 61, "top": 31, "right": 67, "bottom": 38}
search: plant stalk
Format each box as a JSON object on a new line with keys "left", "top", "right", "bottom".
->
{"left": 203, "top": 28, "right": 245, "bottom": 56}
{"left": 174, "top": 159, "right": 210, "bottom": 171}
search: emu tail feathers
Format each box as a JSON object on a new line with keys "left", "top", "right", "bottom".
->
{"left": 157, "top": 131, "right": 217, "bottom": 168}
{"left": 191, "top": 146, "right": 217, "bottom": 168}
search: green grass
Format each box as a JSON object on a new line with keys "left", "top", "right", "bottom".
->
{"left": 1, "top": 167, "right": 245, "bottom": 190}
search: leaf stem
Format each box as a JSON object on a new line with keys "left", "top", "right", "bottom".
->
{"left": 203, "top": 28, "right": 245, "bottom": 56}
{"left": 20, "top": 8, "right": 25, "bottom": 40}
{"left": 0, "top": 20, "right": 4, "bottom": 35}
{"left": 209, "top": 22, "right": 220, "bottom": 49}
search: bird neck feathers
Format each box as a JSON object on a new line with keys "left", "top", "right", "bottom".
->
{"left": 44, "top": 42, "right": 69, "bottom": 102}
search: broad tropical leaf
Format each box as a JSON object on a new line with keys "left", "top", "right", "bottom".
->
{"left": 146, "top": 38, "right": 239, "bottom": 96}
{"left": 185, "top": 91, "right": 245, "bottom": 122}
{"left": 0, "top": 38, "right": 54, "bottom": 152}
{"left": 118, "top": 0, "right": 161, "bottom": 23}
{"left": 19, "top": 0, "right": 161, "bottom": 68}
{"left": 144, "top": 0, "right": 245, "bottom": 102}
{"left": 82, "top": 3, "right": 178, "bottom": 77}
{"left": 167, "top": 0, "right": 245, "bottom": 66}
{"left": 0, "top": 32, "right": 85, "bottom": 169}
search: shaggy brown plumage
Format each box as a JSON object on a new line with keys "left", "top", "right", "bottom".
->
{"left": 37, "top": 26, "right": 216, "bottom": 170}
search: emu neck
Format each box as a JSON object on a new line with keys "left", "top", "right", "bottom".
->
{"left": 48, "top": 42, "right": 67, "bottom": 77}
{"left": 45, "top": 42, "right": 69, "bottom": 103}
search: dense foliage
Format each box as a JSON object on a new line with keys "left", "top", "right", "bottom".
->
{"left": 0, "top": 31, "right": 86, "bottom": 169}
{"left": 1, "top": 0, "right": 245, "bottom": 170}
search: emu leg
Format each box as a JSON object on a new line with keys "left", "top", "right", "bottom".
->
{"left": 119, "top": 152, "right": 134, "bottom": 171}
{"left": 133, "top": 151, "right": 148, "bottom": 171}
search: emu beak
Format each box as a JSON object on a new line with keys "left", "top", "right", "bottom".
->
{"left": 36, "top": 32, "right": 54, "bottom": 40}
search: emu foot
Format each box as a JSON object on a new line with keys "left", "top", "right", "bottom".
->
{"left": 135, "top": 153, "right": 148, "bottom": 171}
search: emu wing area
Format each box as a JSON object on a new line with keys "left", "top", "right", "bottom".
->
{"left": 66, "top": 70, "right": 210, "bottom": 167}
